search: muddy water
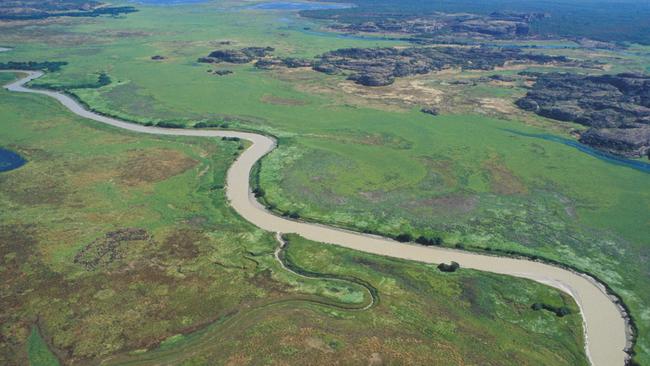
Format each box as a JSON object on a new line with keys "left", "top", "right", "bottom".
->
{"left": 3, "top": 70, "right": 629, "bottom": 366}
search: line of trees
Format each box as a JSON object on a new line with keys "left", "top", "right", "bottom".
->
{"left": 394, "top": 232, "right": 443, "bottom": 246}
{"left": 195, "top": 121, "right": 230, "bottom": 129}
{"left": 0, "top": 61, "right": 67, "bottom": 72}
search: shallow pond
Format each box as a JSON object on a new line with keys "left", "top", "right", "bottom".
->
{"left": 0, "top": 148, "right": 26, "bottom": 172}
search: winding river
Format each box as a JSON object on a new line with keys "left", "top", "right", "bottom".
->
{"left": 2, "top": 70, "right": 630, "bottom": 366}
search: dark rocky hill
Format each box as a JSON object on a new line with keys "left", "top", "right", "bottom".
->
{"left": 517, "top": 72, "right": 650, "bottom": 158}
{"left": 313, "top": 46, "right": 577, "bottom": 86}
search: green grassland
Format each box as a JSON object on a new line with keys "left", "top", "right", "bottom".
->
{"left": 0, "top": 71, "right": 587, "bottom": 365}
{"left": 0, "top": 0, "right": 649, "bottom": 363}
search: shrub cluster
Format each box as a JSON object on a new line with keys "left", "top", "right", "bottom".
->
{"left": 437, "top": 261, "right": 460, "bottom": 272}
{"left": 156, "top": 121, "right": 185, "bottom": 129}
{"left": 194, "top": 121, "right": 230, "bottom": 129}
{"left": 531, "top": 303, "right": 571, "bottom": 317}
{"left": 0, "top": 61, "right": 68, "bottom": 72}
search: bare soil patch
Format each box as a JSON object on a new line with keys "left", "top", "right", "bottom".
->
{"left": 479, "top": 98, "right": 517, "bottom": 114}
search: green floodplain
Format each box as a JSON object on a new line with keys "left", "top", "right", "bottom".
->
{"left": 0, "top": 0, "right": 648, "bottom": 364}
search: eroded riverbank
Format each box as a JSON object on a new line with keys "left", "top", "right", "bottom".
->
{"left": 2, "top": 70, "right": 630, "bottom": 366}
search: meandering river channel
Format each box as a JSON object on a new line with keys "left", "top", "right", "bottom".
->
{"left": 2, "top": 70, "right": 630, "bottom": 366}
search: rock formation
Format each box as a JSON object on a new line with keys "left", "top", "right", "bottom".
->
{"left": 517, "top": 72, "right": 650, "bottom": 158}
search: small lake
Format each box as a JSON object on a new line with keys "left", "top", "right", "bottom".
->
{"left": 0, "top": 148, "right": 27, "bottom": 173}
{"left": 503, "top": 129, "right": 650, "bottom": 174}
{"left": 246, "top": 1, "right": 354, "bottom": 11}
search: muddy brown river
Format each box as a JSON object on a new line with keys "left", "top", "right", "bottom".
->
{"left": 3, "top": 70, "right": 630, "bottom": 366}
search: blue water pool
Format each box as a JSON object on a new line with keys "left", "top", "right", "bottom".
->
{"left": 0, "top": 148, "right": 26, "bottom": 173}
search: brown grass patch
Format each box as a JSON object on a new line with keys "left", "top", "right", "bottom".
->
{"left": 1, "top": 165, "right": 69, "bottom": 206}
{"left": 305, "top": 336, "right": 334, "bottom": 353}
{"left": 483, "top": 154, "right": 527, "bottom": 195}
{"left": 118, "top": 148, "right": 197, "bottom": 186}
{"left": 160, "top": 228, "right": 204, "bottom": 260}
{"left": 420, "top": 194, "right": 478, "bottom": 214}
{"left": 338, "top": 77, "right": 443, "bottom": 107}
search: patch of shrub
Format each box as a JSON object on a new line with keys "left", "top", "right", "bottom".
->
{"left": 437, "top": 261, "right": 460, "bottom": 272}
{"left": 282, "top": 210, "right": 301, "bottom": 219}
{"left": 156, "top": 121, "right": 185, "bottom": 129}
{"left": 395, "top": 233, "right": 413, "bottom": 242}
{"left": 531, "top": 303, "right": 571, "bottom": 317}
{"left": 415, "top": 235, "right": 443, "bottom": 246}
{"left": 194, "top": 121, "right": 224, "bottom": 128}
{"left": 0, "top": 61, "right": 68, "bottom": 72}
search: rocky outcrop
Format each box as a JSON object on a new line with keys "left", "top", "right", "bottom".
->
{"left": 312, "top": 46, "right": 573, "bottom": 86}
{"left": 199, "top": 47, "right": 275, "bottom": 64}
{"left": 421, "top": 107, "right": 439, "bottom": 116}
{"left": 517, "top": 72, "right": 650, "bottom": 158}
{"left": 281, "top": 58, "right": 313, "bottom": 68}
{"left": 580, "top": 127, "right": 650, "bottom": 158}
{"left": 327, "top": 11, "right": 547, "bottom": 40}
{"left": 210, "top": 69, "right": 233, "bottom": 76}
{"left": 254, "top": 58, "right": 282, "bottom": 69}
{"left": 347, "top": 73, "right": 394, "bottom": 86}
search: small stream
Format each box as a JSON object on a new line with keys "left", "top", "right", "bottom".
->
{"left": 503, "top": 129, "right": 650, "bottom": 174}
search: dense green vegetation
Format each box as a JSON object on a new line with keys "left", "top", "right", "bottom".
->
{"left": 0, "top": 0, "right": 648, "bottom": 363}
{"left": 0, "top": 72, "right": 586, "bottom": 365}
{"left": 27, "top": 327, "right": 59, "bottom": 366}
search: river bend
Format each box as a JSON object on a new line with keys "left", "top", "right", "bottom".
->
{"left": 2, "top": 70, "right": 629, "bottom": 366}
